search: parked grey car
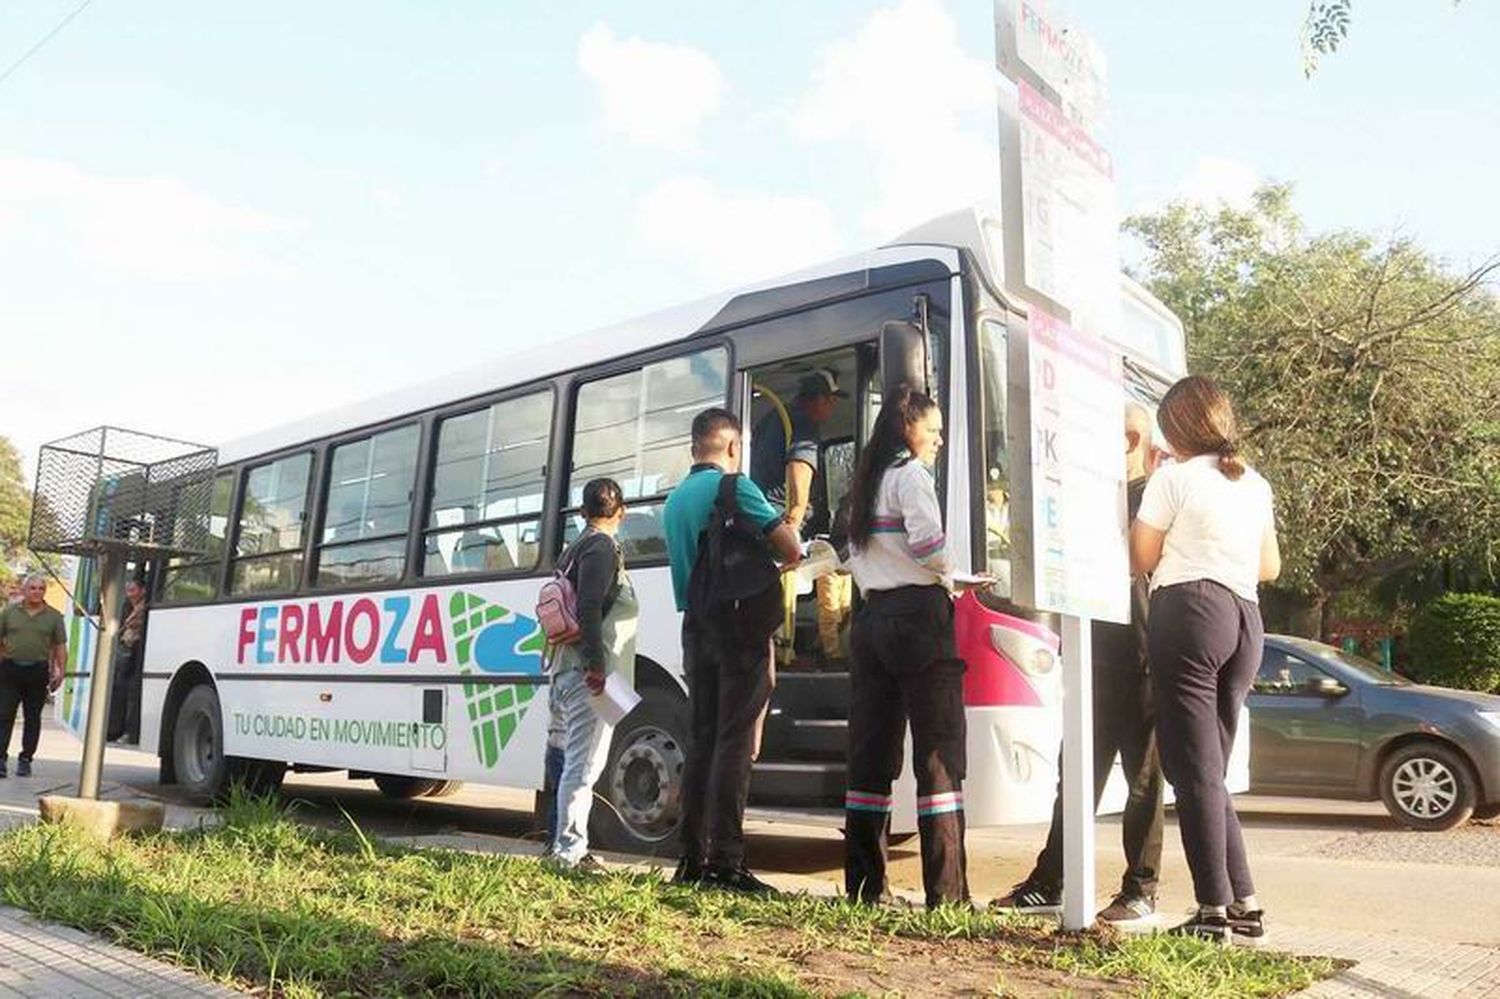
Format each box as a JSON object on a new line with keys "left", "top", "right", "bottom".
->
{"left": 1248, "top": 635, "right": 1500, "bottom": 831}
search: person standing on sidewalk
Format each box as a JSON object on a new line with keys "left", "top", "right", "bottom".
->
{"left": 664, "top": 408, "right": 802, "bottom": 893}
{"left": 108, "top": 578, "right": 148, "bottom": 744}
{"left": 843, "top": 386, "right": 974, "bottom": 909}
{"left": 544, "top": 478, "right": 638, "bottom": 871}
{"left": 0, "top": 574, "right": 68, "bottom": 778}
{"left": 1130, "top": 376, "right": 1280, "bottom": 943}
{"left": 993, "top": 403, "right": 1167, "bottom": 924}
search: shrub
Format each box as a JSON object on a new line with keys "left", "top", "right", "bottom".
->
{"left": 1406, "top": 593, "right": 1500, "bottom": 692}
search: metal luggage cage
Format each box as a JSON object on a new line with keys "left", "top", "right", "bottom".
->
{"left": 29, "top": 426, "right": 219, "bottom": 560}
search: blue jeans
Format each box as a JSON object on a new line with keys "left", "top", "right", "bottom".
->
{"left": 548, "top": 669, "right": 614, "bottom": 863}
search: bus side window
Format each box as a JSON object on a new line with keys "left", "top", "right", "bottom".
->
{"left": 423, "top": 391, "right": 553, "bottom": 578}
{"left": 229, "top": 454, "right": 313, "bottom": 596}
{"left": 160, "top": 468, "right": 235, "bottom": 603}
{"left": 564, "top": 347, "right": 728, "bottom": 561}
{"left": 314, "top": 424, "right": 420, "bottom": 589}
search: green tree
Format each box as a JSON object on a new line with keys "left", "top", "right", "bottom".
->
{"left": 1126, "top": 185, "right": 1500, "bottom": 635}
{"left": 0, "top": 436, "right": 33, "bottom": 585}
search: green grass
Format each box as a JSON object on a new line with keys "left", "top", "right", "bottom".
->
{"left": 0, "top": 793, "right": 1337, "bottom": 997}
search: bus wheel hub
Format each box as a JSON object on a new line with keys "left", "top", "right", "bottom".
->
{"left": 611, "top": 727, "right": 683, "bottom": 833}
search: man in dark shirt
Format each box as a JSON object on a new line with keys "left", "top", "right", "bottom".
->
{"left": 750, "top": 368, "right": 844, "bottom": 530}
{"left": 750, "top": 369, "right": 848, "bottom": 660}
{"left": 109, "top": 578, "right": 148, "bottom": 743}
{"left": 992, "top": 404, "right": 1166, "bottom": 923}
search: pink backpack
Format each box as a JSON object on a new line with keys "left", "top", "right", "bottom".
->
{"left": 536, "top": 564, "right": 582, "bottom": 647}
{"left": 535, "top": 535, "right": 600, "bottom": 646}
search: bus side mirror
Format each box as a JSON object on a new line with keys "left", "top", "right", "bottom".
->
{"left": 879, "top": 320, "right": 929, "bottom": 399}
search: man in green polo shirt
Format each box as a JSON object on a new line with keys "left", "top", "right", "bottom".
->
{"left": 0, "top": 574, "right": 68, "bottom": 778}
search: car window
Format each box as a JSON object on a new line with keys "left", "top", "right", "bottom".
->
{"left": 1254, "top": 648, "right": 1333, "bottom": 694}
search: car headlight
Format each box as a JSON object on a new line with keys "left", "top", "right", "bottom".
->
{"left": 1478, "top": 711, "right": 1500, "bottom": 735}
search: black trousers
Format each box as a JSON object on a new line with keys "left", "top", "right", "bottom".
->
{"left": 678, "top": 615, "right": 774, "bottom": 869}
{"left": 108, "top": 644, "right": 142, "bottom": 742}
{"left": 845, "top": 585, "right": 969, "bottom": 908}
{"left": 0, "top": 661, "right": 50, "bottom": 763}
{"left": 1148, "top": 580, "right": 1262, "bottom": 906}
{"left": 1030, "top": 659, "right": 1165, "bottom": 898}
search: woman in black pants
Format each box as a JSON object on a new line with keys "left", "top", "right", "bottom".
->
{"left": 1131, "top": 376, "right": 1280, "bottom": 942}
{"left": 843, "top": 386, "right": 981, "bottom": 909}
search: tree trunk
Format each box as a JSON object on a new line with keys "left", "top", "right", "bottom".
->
{"left": 1315, "top": 591, "right": 1334, "bottom": 644}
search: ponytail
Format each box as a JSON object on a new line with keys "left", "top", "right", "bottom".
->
{"left": 1217, "top": 442, "right": 1246, "bottom": 481}
{"left": 1159, "top": 375, "right": 1247, "bottom": 480}
{"left": 847, "top": 385, "right": 938, "bottom": 547}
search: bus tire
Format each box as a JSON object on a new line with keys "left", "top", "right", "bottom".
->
{"left": 589, "top": 685, "right": 690, "bottom": 857}
{"left": 372, "top": 774, "right": 453, "bottom": 799}
{"left": 173, "top": 684, "right": 231, "bottom": 805}
{"left": 420, "top": 780, "right": 464, "bottom": 798}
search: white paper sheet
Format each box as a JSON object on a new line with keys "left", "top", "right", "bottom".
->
{"left": 590, "top": 671, "right": 642, "bottom": 725}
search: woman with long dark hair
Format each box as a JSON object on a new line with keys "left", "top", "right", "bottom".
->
{"left": 1130, "top": 376, "right": 1280, "bottom": 942}
{"left": 843, "top": 385, "right": 970, "bottom": 908}
{"left": 544, "top": 477, "right": 638, "bottom": 871}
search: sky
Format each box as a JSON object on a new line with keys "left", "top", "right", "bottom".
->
{"left": 2, "top": 0, "right": 1497, "bottom": 482}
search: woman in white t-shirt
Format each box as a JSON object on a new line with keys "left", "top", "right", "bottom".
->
{"left": 1130, "top": 376, "right": 1281, "bottom": 944}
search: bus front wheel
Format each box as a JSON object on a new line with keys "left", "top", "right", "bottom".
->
{"left": 590, "top": 685, "right": 689, "bottom": 857}
{"left": 172, "top": 684, "right": 285, "bottom": 803}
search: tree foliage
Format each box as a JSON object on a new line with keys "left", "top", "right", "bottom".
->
{"left": 0, "top": 436, "right": 32, "bottom": 585}
{"left": 1126, "top": 185, "right": 1500, "bottom": 614}
{"left": 1407, "top": 592, "right": 1500, "bottom": 692}
{"left": 1302, "top": 2, "right": 1466, "bottom": 77}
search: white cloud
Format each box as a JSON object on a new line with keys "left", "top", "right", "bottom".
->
{"left": 635, "top": 177, "right": 840, "bottom": 286}
{"left": 791, "top": 0, "right": 998, "bottom": 236}
{"left": 577, "top": 22, "right": 725, "bottom": 151}
{"left": 0, "top": 158, "right": 290, "bottom": 282}
{"left": 1176, "top": 156, "right": 1261, "bottom": 210}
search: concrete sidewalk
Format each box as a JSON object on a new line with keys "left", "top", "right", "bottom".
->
{"left": 1288, "top": 928, "right": 1500, "bottom": 998}
{"left": 0, "top": 907, "right": 238, "bottom": 998}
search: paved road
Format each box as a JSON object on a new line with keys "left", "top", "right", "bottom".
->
{"left": 8, "top": 724, "right": 1500, "bottom": 995}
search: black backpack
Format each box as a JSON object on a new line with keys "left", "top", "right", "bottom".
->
{"left": 686, "top": 473, "right": 783, "bottom": 648}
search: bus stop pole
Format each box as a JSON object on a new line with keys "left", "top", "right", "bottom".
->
{"left": 1060, "top": 613, "right": 1096, "bottom": 930}
{"left": 77, "top": 552, "right": 123, "bottom": 800}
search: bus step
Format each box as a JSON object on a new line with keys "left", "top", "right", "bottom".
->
{"left": 786, "top": 717, "right": 848, "bottom": 760}
{"left": 769, "top": 670, "right": 850, "bottom": 718}
{"left": 749, "top": 760, "right": 846, "bottom": 807}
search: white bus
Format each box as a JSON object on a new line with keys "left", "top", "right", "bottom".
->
{"left": 62, "top": 207, "right": 1197, "bottom": 853}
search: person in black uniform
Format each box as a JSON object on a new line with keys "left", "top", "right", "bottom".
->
{"left": 992, "top": 403, "right": 1167, "bottom": 923}
{"left": 843, "top": 386, "right": 980, "bottom": 908}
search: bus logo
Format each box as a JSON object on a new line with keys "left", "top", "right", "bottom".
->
{"left": 449, "top": 591, "right": 546, "bottom": 769}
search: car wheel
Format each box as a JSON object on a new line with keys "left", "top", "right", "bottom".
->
{"left": 1378, "top": 741, "right": 1477, "bottom": 832}
{"left": 420, "top": 780, "right": 464, "bottom": 798}
{"left": 589, "top": 685, "right": 690, "bottom": 857}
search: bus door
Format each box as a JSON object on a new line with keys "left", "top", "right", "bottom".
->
{"left": 743, "top": 343, "right": 874, "bottom": 670}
